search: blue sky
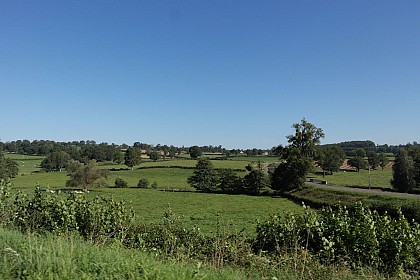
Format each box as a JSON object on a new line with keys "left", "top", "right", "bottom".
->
{"left": 1, "top": 1, "right": 419, "bottom": 149}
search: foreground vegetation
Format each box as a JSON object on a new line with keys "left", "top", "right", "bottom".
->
{"left": 2, "top": 183, "right": 418, "bottom": 279}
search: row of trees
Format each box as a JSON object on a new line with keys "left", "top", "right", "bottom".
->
{"left": 187, "top": 158, "right": 269, "bottom": 195}
{"left": 188, "top": 119, "right": 324, "bottom": 194}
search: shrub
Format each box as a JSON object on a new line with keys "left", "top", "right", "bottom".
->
{"left": 7, "top": 187, "right": 133, "bottom": 242}
{"left": 114, "top": 177, "right": 128, "bottom": 188}
{"left": 255, "top": 202, "right": 420, "bottom": 272}
{"left": 151, "top": 181, "right": 158, "bottom": 189}
{"left": 137, "top": 178, "right": 149, "bottom": 188}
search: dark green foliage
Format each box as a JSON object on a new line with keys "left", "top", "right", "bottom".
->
{"left": 243, "top": 169, "right": 269, "bottom": 195}
{"left": 349, "top": 148, "right": 367, "bottom": 158}
{"left": 124, "top": 147, "right": 142, "bottom": 169}
{"left": 66, "top": 161, "right": 109, "bottom": 192}
{"left": 347, "top": 156, "right": 367, "bottom": 172}
{"left": 0, "top": 154, "right": 19, "bottom": 179}
{"left": 378, "top": 153, "right": 389, "bottom": 171}
{"left": 286, "top": 118, "right": 325, "bottom": 158}
{"left": 255, "top": 202, "right": 420, "bottom": 273}
{"left": 148, "top": 151, "right": 160, "bottom": 161}
{"left": 409, "top": 148, "right": 420, "bottom": 186}
{"left": 188, "top": 146, "right": 202, "bottom": 159}
{"left": 136, "top": 178, "right": 149, "bottom": 188}
{"left": 217, "top": 169, "right": 243, "bottom": 193}
{"left": 271, "top": 119, "right": 324, "bottom": 192}
{"left": 367, "top": 151, "right": 380, "bottom": 169}
{"left": 391, "top": 149, "right": 416, "bottom": 193}
{"left": 3, "top": 188, "right": 133, "bottom": 241}
{"left": 187, "top": 158, "right": 219, "bottom": 192}
{"left": 317, "top": 146, "right": 346, "bottom": 176}
{"left": 114, "top": 177, "right": 128, "bottom": 188}
{"left": 271, "top": 148, "right": 313, "bottom": 192}
{"left": 322, "top": 140, "right": 376, "bottom": 156}
{"left": 41, "top": 150, "right": 71, "bottom": 172}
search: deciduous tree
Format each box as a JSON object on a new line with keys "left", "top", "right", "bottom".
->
{"left": 391, "top": 149, "right": 416, "bottom": 193}
{"left": 378, "top": 153, "right": 389, "bottom": 171}
{"left": 271, "top": 119, "right": 324, "bottom": 192}
{"left": 347, "top": 156, "right": 367, "bottom": 172}
{"left": 124, "top": 147, "right": 142, "bottom": 170}
{"left": 187, "top": 158, "right": 218, "bottom": 192}
{"left": 0, "top": 154, "right": 19, "bottom": 179}
{"left": 318, "top": 146, "right": 346, "bottom": 176}
{"left": 41, "top": 150, "right": 71, "bottom": 172}
{"left": 66, "top": 160, "right": 109, "bottom": 192}
{"left": 189, "top": 146, "right": 202, "bottom": 159}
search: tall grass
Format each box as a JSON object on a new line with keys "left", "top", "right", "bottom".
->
{"left": 0, "top": 227, "right": 249, "bottom": 280}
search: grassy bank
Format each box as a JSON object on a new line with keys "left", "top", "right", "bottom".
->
{"left": 0, "top": 227, "right": 248, "bottom": 280}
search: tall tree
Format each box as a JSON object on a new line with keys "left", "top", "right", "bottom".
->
{"left": 243, "top": 169, "right": 269, "bottom": 195}
{"left": 318, "top": 146, "right": 346, "bottom": 176}
{"left": 378, "top": 153, "right": 389, "bottom": 171}
{"left": 367, "top": 151, "right": 380, "bottom": 170}
{"left": 391, "top": 149, "right": 416, "bottom": 193}
{"left": 124, "top": 147, "right": 142, "bottom": 170}
{"left": 347, "top": 156, "right": 367, "bottom": 172}
{"left": 286, "top": 118, "right": 325, "bottom": 158}
{"left": 41, "top": 150, "right": 71, "bottom": 172}
{"left": 189, "top": 146, "right": 202, "bottom": 159}
{"left": 271, "top": 119, "right": 324, "bottom": 192}
{"left": 187, "top": 158, "right": 218, "bottom": 192}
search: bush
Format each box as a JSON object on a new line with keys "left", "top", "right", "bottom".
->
{"left": 255, "top": 202, "right": 420, "bottom": 272}
{"left": 151, "top": 181, "right": 158, "bottom": 189}
{"left": 5, "top": 188, "right": 133, "bottom": 242}
{"left": 114, "top": 177, "right": 128, "bottom": 188}
{"left": 137, "top": 178, "right": 149, "bottom": 189}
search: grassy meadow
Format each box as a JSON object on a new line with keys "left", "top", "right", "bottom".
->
{"left": 3, "top": 153, "right": 44, "bottom": 175}
{"left": 309, "top": 167, "right": 393, "bottom": 189}
{"left": 0, "top": 227, "right": 252, "bottom": 280}
{"left": 9, "top": 155, "right": 304, "bottom": 234}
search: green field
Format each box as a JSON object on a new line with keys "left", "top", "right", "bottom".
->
{"left": 3, "top": 153, "right": 44, "bottom": 175}
{"left": 227, "top": 156, "right": 280, "bottom": 163}
{"left": 10, "top": 157, "right": 302, "bottom": 234}
{"left": 309, "top": 168, "right": 393, "bottom": 189}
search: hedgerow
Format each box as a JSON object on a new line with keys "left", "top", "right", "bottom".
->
{"left": 1, "top": 183, "right": 420, "bottom": 275}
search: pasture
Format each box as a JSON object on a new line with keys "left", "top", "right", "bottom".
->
{"left": 308, "top": 168, "right": 393, "bottom": 189}
{"left": 10, "top": 156, "right": 301, "bottom": 234}
{"left": 3, "top": 153, "right": 44, "bottom": 175}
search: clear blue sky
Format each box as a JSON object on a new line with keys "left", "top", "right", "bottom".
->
{"left": 1, "top": 1, "right": 419, "bottom": 149}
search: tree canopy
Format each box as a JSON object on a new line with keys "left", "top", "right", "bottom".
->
{"left": 66, "top": 161, "right": 109, "bottom": 192}
{"left": 391, "top": 149, "right": 416, "bottom": 193}
{"left": 271, "top": 119, "right": 324, "bottom": 192}
{"left": 124, "top": 147, "right": 142, "bottom": 170}
{"left": 317, "top": 146, "right": 346, "bottom": 176}
{"left": 189, "top": 146, "right": 202, "bottom": 159}
{"left": 187, "top": 158, "right": 218, "bottom": 192}
{"left": 0, "top": 154, "right": 19, "bottom": 179}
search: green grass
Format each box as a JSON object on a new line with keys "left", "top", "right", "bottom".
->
{"left": 309, "top": 168, "right": 393, "bottom": 189}
{"left": 0, "top": 227, "right": 249, "bottom": 280}
{"left": 227, "top": 156, "right": 280, "bottom": 163}
{"left": 99, "top": 158, "right": 249, "bottom": 170}
{"left": 102, "top": 189, "right": 304, "bottom": 234}
{"left": 10, "top": 168, "right": 303, "bottom": 234}
{"left": 3, "top": 153, "right": 44, "bottom": 175}
{"left": 0, "top": 226, "right": 389, "bottom": 280}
